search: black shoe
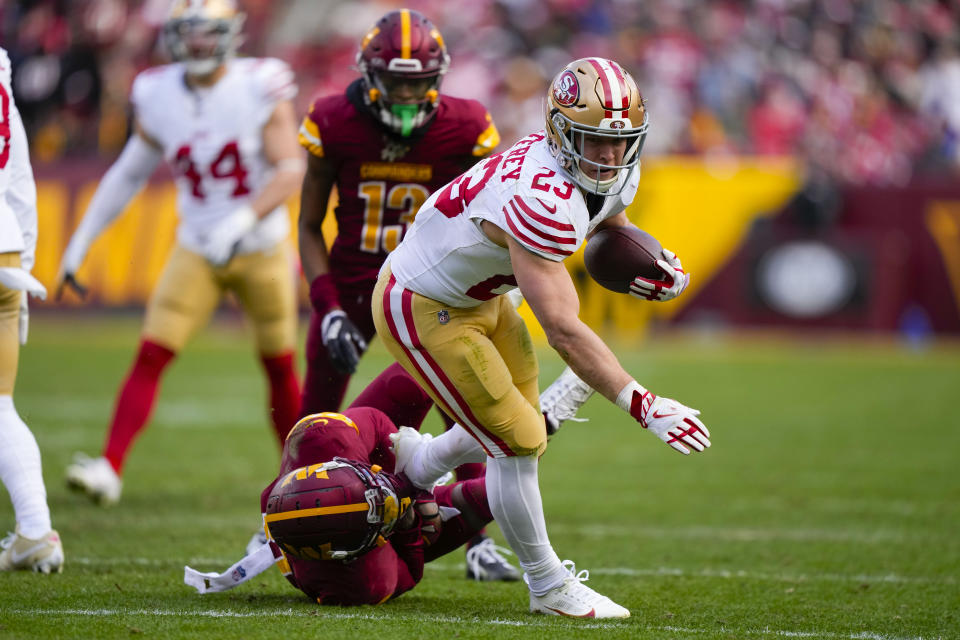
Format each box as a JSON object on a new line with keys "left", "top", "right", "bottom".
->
{"left": 465, "top": 535, "right": 521, "bottom": 582}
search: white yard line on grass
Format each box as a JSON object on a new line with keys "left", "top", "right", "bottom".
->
{"left": 68, "top": 556, "right": 955, "bottom": 585}
{"left": 3, "top": 609, "right": 938, "bottom": 640}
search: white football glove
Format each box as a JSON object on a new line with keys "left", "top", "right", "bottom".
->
{"left": 201, "top": 205, "right": 258, "bottom": 266}
{"left": 505, "top": 288, "right": 524, "bottom": 309}
{"left": 321, "top": 309, "right": 368, "bottom": 374}
{"left": 622, "top": 385, "right": 710, "bottom": 455}
{"left": 629, "top": 248, "right": 690, "bottom": 302}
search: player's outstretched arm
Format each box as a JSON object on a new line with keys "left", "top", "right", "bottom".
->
{"left": 56, "top": 123, "right": 162, "bottom": 299}
{"left": 508, "top": 235, "right": 710, "bottom": 455}
{"left": 298, "top": 151, "right": 365, "bottom": 373}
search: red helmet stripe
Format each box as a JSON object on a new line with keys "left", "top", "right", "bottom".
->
{"left": 609, "top": 60, "right": 629, "bottom": 109}
{"left": 586, "top": 58, "right": 614, "bottom": 109}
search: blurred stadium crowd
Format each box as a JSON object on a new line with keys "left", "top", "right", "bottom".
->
{"left": 2, "top": 0, "right": 958, "bottom": 186}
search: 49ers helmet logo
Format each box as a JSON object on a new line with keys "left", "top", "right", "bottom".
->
{"left": 553, "top": 70, "right": 579, "bottom": 107}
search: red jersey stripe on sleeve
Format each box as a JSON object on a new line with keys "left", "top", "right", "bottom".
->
{"left": 503, "top": 205, "right": 574, "bottom": 258}
{"left": 511, "top": 196, "right": 575, "bottom": 232}
{"left": 507, "top": 199, "right": 577, "bottom": 246}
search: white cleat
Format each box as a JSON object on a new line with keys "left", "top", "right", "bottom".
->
{"left": 388, "top": 427, "right": 433, "bottom": 489}
{"left": 466, "top": 535, "right": 521, "bottom": 582}
{"left": 540, "top": 366, "right": 595, "bottom": 436}
{"left": 66, "top": 453, "right": 122, "bottom": 506}
{"left": 0, "top": 527, "right": 64, "bottom": 574}
{"left": 528, "top": 560, "right": 630, "bottom": 619}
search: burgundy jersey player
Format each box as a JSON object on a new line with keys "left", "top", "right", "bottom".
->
{"left": 297, "top": 8, "right": 499, "bottom": 416}
{"left": 260, "top": 364, "right": 496, "bottom": 605}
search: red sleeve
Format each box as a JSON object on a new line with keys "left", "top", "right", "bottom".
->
{"left": 342, "top": 407, "right": 398, "bottom": 471}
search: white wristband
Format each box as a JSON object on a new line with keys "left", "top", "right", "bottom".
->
{"left": 615, "top": 380, "right": 648, "bottom": 413}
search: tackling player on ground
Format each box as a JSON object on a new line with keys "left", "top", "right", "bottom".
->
{"left": 296, "top": 8, "right": 513, "bottom": 581}
{"left": 0, "top": 46, "right": 64, "bottom": 573}
{"left": 184, "top": 362, "right": 593, "bottom": 604}
{"left": 58, "top": 0, "right": 304, "bottom": 506}
{"left": 374, "top": 57, "right": 708, "bottom": 618}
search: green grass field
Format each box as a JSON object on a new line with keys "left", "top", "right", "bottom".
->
{"left": 1, "top": 312, "right": 958, "bottom": 639}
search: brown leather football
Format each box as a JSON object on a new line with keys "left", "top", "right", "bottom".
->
{"left": 584, "top": 226, "right": 663, "bottom": 293}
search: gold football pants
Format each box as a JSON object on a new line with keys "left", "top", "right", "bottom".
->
{"left": 143, "top": 243, "right": 297, "bottom": 355}
{"left": 372, "top": 267, "right": 545, "bottom": 458}
{"left": 0, "top": 252, "right": 21, "bottom": 395}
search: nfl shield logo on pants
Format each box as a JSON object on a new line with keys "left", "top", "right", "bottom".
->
{"left": 437, "top": 310, "right": 450, "bottom": 325}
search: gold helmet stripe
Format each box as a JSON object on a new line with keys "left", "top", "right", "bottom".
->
{"left": 264, "top": 502, "right": 369, "bottom": 523}
{"left": 400, "top": 9, "right": 411, "bottom": 59}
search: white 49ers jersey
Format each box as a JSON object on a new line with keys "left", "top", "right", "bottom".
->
{"left": 387, "top": 132, "right": 639, "bottom": 307}
{"left": 0, "top": 47, "right": 35, "bottom": 261}
{"left": 131, "top": 58, "right": 296, "bottom": 254}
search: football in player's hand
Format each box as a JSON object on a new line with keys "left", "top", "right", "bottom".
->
{"left": 584, "top": 226, "right": 663, "bottom": 293}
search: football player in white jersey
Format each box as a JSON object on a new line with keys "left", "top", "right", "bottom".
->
{"left": 373, "top": 57, "right": 710, "bottom": 618}
{"left": 57, "top": 0, "right": 305, "bottom": 506}
{"left": 0, "top": 46, "right": 65, "bottom": 573}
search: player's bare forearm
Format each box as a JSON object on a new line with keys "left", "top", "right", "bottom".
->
{"left": 251, "top": 100, "right": 305, "bottom": 218}
{"left": 298, "top": 153, "right": 337, "bottom": 282}
{"left": 508, "top": 237, "right": 632, "bottom": 402}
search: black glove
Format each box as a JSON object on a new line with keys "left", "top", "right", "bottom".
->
{"left": 320, "top": 310, "right": 367, "bottom": 374}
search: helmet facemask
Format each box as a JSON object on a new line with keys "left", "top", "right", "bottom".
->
{"left": 164, "top": 13, "right": 244, "bottom": 77}
{"left": 548, "top": 109, "right": 648, "bottom": 195}
{"left": 362, "top": 68, "right": 444, "bottom": 137}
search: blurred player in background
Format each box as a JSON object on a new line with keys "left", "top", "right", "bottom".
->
{"left": 296, "top": 8, "right": 509, "bottom": 580}
{"left": 57, "top": 0, "right": 304, "bottom": 506}
{"left": 185, "top": 361, "right": 592, "bottom": 605}
{"left": 0, "top": 46, "right": 64, "bottom": 573}
{"left": 376, "top": 57, "right": 709, "bottom": 618}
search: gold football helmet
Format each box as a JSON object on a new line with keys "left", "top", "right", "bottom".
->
{"left": 544, "top": 57, "right": 649, "bottom": 195}
{"left": 164, "top": 0, "right": 245, "bottom": 77}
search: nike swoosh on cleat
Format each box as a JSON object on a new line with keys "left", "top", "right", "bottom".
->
{"left": 546, "top": 606, "right": 596, "bottom": 618}
{"left": 10, "top": 543, "right": 49, "bottom": 565}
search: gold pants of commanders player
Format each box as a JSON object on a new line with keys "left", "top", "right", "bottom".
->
{"left": 372, "top": 266, "right": 546, "bottom": 458}
{"left": 143, "top": 243, "right": 297, "bottom": 355}
{"left": 0, "top": 252, "right": 21, "bottom": 395}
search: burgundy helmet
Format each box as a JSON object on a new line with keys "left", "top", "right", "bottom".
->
{"left": 265, "top": 457, "right": 415, "bottom": 561}
{"left": 356, "top": 8, "right": 450, "bottom": 137}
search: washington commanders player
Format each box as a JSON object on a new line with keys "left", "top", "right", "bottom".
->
{"left": 0, "top": 46, "right": 64, "bottom": 573}
{"left": 296, "top": 8, "right": 511, "bottom": 581}
{"left": 57, "top": 0, "right": 304, "bottom": 506}
{"left": 374, "top": 57, "right": 710, "bottom": 618}
{"left": 184, "top": 361, "right": 594, "bottom": 605}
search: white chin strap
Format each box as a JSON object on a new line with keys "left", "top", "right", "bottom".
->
{"left": 577, "top": 167, "right": 620, "bottom": 193}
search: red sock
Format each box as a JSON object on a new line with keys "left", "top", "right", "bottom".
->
{"left": 102, "top": 340, "right": 176, "bottom": 474}
{"left": 261, "top": 351, "right": 301, "bottom": 446}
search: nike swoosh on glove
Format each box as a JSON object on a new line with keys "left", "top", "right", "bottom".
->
{"left": 629, "top": 248, "right": 690, "bottom": 302}
{"left": 629, "top": 391, "right": 711, "bottom": 455}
